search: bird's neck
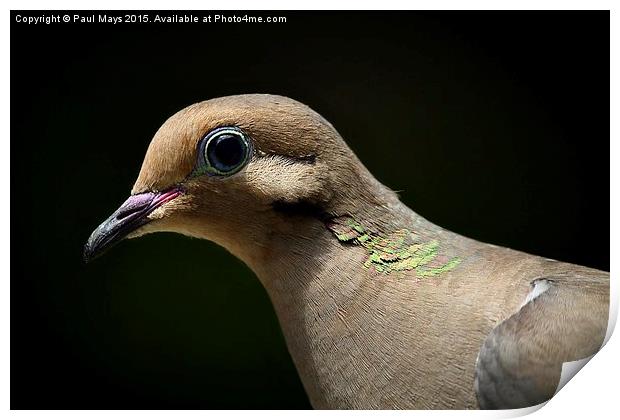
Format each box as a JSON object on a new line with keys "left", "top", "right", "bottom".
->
{"left": 247, "top": 202, "right": 467, "bottom": 407}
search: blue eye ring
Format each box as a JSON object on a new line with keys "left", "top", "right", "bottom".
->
{"left": 195, "top": 127, "right": 252, "bottom": 177}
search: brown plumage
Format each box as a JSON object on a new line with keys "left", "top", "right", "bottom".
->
{"left": 85, "top": 94, "right": 609, "bottom": 409}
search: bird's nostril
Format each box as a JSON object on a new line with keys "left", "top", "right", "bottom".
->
{"left": 116, "top": 207, "right": 141, "bottom": 220}
{"left": 115, "top": 193, "right": 156, "bottom": 220}
{"left": 113, "top": 188, "right": 182, "bottom": 221}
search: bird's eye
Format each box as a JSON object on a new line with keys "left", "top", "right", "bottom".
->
{"left": 198, "top": 127, "right": 252, "bottom": 176}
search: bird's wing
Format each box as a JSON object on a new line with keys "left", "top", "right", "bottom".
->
{"left": 474, "top": 273, "right": 609, "bottom": 409}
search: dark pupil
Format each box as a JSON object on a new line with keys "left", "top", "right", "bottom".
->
{"left": 208, "top": 134, "right": 244, "bottom": 170}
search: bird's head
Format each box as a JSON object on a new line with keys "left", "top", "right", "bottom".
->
{"left": 84, "top": 94, "right": 397, "bottom": 268}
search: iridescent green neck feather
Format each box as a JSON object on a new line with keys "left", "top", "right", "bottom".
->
{"left": 326, "top": 217, "right": 461, "bottom": 276}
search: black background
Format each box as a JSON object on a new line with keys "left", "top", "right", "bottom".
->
{"left": 11, "top": 11, "right": 609, "bottom": 409}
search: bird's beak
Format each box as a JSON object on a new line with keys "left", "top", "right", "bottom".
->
{"left": 83, "top": 187, "right": 183, "bottom": 262}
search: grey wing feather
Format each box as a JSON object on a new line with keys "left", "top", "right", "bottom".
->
{"left": 475, "top": 273, "right": 609, "bottom": 409}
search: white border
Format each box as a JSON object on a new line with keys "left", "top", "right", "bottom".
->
{"left": 3, "top": 1, "right": 617, "bottom": 419}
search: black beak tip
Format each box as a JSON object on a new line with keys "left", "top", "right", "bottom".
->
{"left": 83, "top": 231, "right": 110, "bottom": 264}
{"left": 83, "top": 248, "right": 91, "bottom": 264}
{"left": 83, "top": 241, "right": 95, "bottom": 264}
{"left": 83, "top": 229, "right": 106, "bottom": 264}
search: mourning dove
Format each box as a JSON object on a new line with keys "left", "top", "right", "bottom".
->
{"left": 84, "top": 94, "right": 609, "bottom": 409}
